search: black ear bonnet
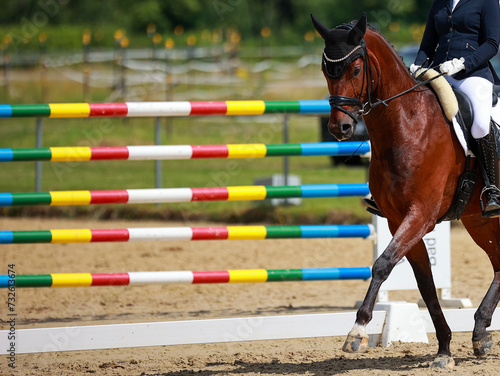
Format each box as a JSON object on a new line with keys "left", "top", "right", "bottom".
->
{"left": 321, "top": 24, "right": 366, "bottom": 79}
{"left": 310, "top": 13, "right": 368, "bottom": 79}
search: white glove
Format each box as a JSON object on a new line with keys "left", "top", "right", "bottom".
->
{"left": 410, "top": 64, "right": 421, "bottom": 75}
{"left": 440, "top": 57, "right": 465, "bottom": 76}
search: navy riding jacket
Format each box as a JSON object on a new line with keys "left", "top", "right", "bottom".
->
{"left": 414, "top": 0, "right": 500, "bottom": 82}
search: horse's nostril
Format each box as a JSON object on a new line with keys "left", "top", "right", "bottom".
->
{"left": 341, "top": 123, "right": 352, "bottom": 134}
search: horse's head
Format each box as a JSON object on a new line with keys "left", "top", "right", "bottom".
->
{"left": 311, "top": 14, "right": 370, "bottom": 141}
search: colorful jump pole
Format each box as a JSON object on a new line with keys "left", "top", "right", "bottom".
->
{"left": 0, "top": 100, "right": 330, "bottom": 118}
{"left": 0, "top": 224, "right": 375, "bottom": 244}
{"left": 0, "top": 183, "right": 370, "bottom": 206}
{"left": 0, "top": 267, "right": 372, "bottom": 288}
{"left": 0, "top": 142, "right": 370, "bottom": 162}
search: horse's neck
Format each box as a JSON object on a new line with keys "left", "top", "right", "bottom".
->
{"left": 364, "top": 32, "right": 437, "bottom": 151}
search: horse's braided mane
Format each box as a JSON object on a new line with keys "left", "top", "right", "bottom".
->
{"left": 341, "top": 19, "right": 405, "bottom": 63}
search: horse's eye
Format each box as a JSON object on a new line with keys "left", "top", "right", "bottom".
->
{"left": 353, "top": 66, "right": 361, "bottom": 77}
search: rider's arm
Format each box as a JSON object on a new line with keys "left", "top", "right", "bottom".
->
{"left": 462, "top": 0, "right": 500, "bottom": 73}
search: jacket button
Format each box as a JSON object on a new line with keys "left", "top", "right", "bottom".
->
{"left": 447, "top": 39, "right": 450, "bottom": 43}
{"left": 448, "top": 15, "right": 452, "bottom": 19}
{"left": 449, "top": 28, "right": 453, "bottom": 32}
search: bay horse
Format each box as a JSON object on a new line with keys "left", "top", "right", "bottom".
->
{"left": 311, "top": 13, "right": 500, "bottom": 369}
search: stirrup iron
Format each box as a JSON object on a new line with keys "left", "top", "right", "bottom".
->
{"left": 480, "top": 186, "right": 500, "bottom": 218}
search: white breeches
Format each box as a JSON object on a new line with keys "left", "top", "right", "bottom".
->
{"left": 445, "top": 75, "right": 493, "bottom": 139}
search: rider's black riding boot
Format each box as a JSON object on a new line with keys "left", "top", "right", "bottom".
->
{"left": 476, "top": 128, "right": 500, "bottom": 218}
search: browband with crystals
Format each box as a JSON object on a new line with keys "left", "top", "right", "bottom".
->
{"left": 323, "top": 45, "right": 363, "bottom": 63}
{"left": 322, "top": 42, "right": 366, "bottom": 79}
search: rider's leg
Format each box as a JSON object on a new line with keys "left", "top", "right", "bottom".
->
{"left": 476, "top": 130, "right": 500, "bottom": 216}
{"left": 454, "top": 76, "right": 500, "bottom": 217}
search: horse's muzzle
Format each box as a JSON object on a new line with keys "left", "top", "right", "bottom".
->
{"left": 328, "top": 120, "right": 356, "bottom": 141}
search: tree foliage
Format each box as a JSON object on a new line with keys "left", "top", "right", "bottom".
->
{"left": 0, "top": 0, "right": 431, "bottom": 44}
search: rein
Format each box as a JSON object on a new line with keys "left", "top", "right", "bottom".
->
{"left": 328, "top": 44, "right": 446, "bottom": 123}
{"left": 366, "top": 70, "right": 447, "bottom": 111}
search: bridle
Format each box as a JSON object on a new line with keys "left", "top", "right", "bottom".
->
{"left": 324, "top": 38, "right": 446, "bottom": 124}
{"left": 324, "top": 40, "right": 375, "bottom": 124}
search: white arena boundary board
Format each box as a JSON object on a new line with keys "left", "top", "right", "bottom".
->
{"left": 374, "top": 216, "right": 451, "bottom": 292}
{"left": 3, "top": 305, "right": 500, "bottom": 354}
{"left": 373, "top": 216, "right": 471, "bottom": 307}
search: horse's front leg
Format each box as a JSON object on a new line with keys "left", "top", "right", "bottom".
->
{"left": 405, "top": 241, "right": 453, "bottom": 369}
{"left": 342, "top": 215, "right": 433, "bottom": 353}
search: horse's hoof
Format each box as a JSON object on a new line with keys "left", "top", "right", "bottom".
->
{"left": 473, "top": 333, "right": 493, "bottom": 357}
{"left": 430, "top": 355, "right": 455, "bottom": 370}
{"left": 342, "top": 334, "right": 369, "bottom": 353}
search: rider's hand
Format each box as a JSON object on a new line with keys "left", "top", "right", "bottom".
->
{"left": 440, "top": 58, "right": 465, "bottom": 76}
{"left": 410, "top": 64, "right": 421, "bottom": 75}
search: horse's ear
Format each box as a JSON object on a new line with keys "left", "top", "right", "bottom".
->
{"left": 310, "top": 13, "right": 330, "bottom": 40}
{"left": 347, "top": 13, "right": 367, "bottom": 45}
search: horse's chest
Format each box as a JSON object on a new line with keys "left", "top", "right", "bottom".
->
{"left": 369, "top": 153, "right": 415, "bottom": 195}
